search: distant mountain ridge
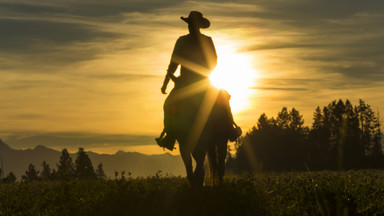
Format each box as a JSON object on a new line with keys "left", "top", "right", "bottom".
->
{"left": 0, "top": 139, "right": 185, "bottom": 179}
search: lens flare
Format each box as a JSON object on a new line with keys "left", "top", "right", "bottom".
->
{"left": 209, "top": 46, "right": 257, "bottom": 113}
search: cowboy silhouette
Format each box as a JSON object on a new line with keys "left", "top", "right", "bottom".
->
{"left": 156, "top": 11, "right": 240, "bottom": 150}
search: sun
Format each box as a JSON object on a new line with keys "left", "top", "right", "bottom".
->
{"left": 209, "top": 46, "right": 257, "bottom": 113}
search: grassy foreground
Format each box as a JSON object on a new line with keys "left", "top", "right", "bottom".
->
{"left": 1, "top": 170, "right": 384, "bottom": 216}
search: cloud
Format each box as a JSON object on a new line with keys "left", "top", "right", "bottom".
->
{"left": 1, "top": 0, "right": 384, "bottom": 153}
{"left": 0, "top": 0, "right": 184, "bottom": 18}
{"left": 4, "top": 133, "right": 156, "bottom": 150}
{"left": 0, "top": 19, "right": 121, "bottom": 49}
{"left": 254, "top": 87, "right": 308, "bottom": 91}
{"left": 239, "top": 43, "right": 320, "bottom": 52}
{"left": 0, "top": 2, "right": 67, "bottom": 15}
{"left": 0, "top": 18, "right": 125, "bottom": 70}
{"left": 12, "top": 114, "right": 45, "bottom": 119}
{"left": 257, "top": 75, "right": 380, "bottom": 94}
{"left": 206, "top": 0, "right": 384, "bottom": 83}
{"left": 245, "top": 0, "right": 384, "bottom": 21}
{"left": 86, "top": 73, "right": 160, "bottom": 81}
{"left": 0, "top": 0, "right": 186, "bottom": 71}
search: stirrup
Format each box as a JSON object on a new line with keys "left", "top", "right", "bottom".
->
{"left": 155, "top": 135, "right": 176, "bottom": 151}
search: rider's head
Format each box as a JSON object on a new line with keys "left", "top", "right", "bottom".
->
{"left": 181, "top": 11, "right": 210, "bottom": 34}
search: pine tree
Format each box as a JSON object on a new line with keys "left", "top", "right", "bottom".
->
{"left": 289, "top": 108, "right": 304, "bottom": 130}
{"left": 96, "top": 162, "right": 106, "bottom": 180}
{"left": 75, "top": 148, "right": 96, "bottom": 180}
{"left": 277, "top": 107, "right": 289, "bottom": 129}
{"left": 358, "top": 99, "right": 377, "bottom": 154}
{"left": 57, "top": 148, "right": 75, "bottom": 180}
{"left": 235, "top": 108, "right": 308, "bottom": 172}
{"left": 257, "top": 113, "right": 271, "bottom": 130}
{"left": 372, "top": 111, "right": 383, "bottom": 157}
{"left": 22, "top": 163, "right": 39, "bottom": 182}
{"left": 51, "top": 169, "right": 57, "bottom": 180}
{"left": 3, "top": 172, "right": 16, "bottom": 183}
{"left": 40, "top": 161, "right": 52, "bottom": 180}
{"left": 344, "top": 100, "right": 364, "bottom": 169}
{"left": 312, "top": 106, "right": 323, "bottom": 130}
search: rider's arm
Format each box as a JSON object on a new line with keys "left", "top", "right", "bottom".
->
{"left": 167, "top": 62, "right": 178, "bottom": 81}
{"left": 161, "top": 62, "right": 178, "bottom": 94}
{"left": 161, "top": 38, "right": 182, "bottom": 94}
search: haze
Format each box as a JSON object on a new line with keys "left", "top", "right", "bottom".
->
{"left": 1, "top": 0, "right": 383, "bottom": 154}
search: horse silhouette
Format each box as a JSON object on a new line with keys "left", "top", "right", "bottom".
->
{"left": 157, "top": 11, "right": 241, "bottom": 186}
{"left": 161, "top": 79, "right": 240, "bottom": 186}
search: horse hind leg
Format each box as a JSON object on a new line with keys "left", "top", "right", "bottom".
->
{"left": 217, "top": 140, "right": 228, "bottom": 185}
{"left": 208, "top": 146, "right": 219, "bottom": 185}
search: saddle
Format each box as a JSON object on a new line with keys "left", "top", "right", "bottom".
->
{"left": 156, "top": 86, "right": 242, "bottom": 150}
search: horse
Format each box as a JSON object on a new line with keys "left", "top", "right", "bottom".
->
{"left": 164, "top": 80, "right": 239, "bottom": 186}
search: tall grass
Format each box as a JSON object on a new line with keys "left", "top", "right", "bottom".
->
{"left": 1, "top": 170, "right": 383, "bottom": 216}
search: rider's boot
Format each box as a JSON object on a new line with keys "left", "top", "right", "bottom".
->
{"left": 155, "top": 132, "right": 176, "bottom": 151}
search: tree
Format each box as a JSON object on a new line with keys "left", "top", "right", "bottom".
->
{"left": 51, "top": 169, "right": 58, "bottom": 180}
{"left": 358, "top": 99, "right": 377, "bottom": 155}
{"left": 372, "top": 111, "right": 382, "bottom": 157}
{"left": 3, "top": 172, "right": 16, "bottom": 183}
{"left": 235, "top": 108, "right": 308, "bottom": 172}
{"left": 40, "top": 161, "right": 52, "bottom": 180}
{"left": 276, "top": 107, "right": 289, "bottom": 129}
{"left": 289, "top": 108, "right": 305, "bottom": 130}
{"left": 75, "top": 148, "right": 96, "bottom": 180}
{"left": 234, "top": 99, "right": 381, "bottom": 172}
{"left": 312, "top": 106, "right": 323, "bottom": 130}
{"left": 370, "top": 111, "right": 383, "bottom": 167}
{"left": 96, "top": 162, "right": 106, "bottom": 180}
{"left": 308, "top": 106, "right": 332, "bottom": 169}
{"left": 57, "top": 148, "right": 75, "bottom": 180}
{"left": 22, "top": 164, "right": 39, "bottom": 182}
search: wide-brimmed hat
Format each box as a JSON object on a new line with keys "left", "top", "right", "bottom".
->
{"left": 181, "top": 11, "right": 210, "bottom": 29}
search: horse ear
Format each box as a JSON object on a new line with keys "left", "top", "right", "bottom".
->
{"left": 220, "top": 89, "right": 231, "bottom": 100}
{"left": 225, "top": 90, "right": 231, "bottom": 100}
{"left": 216, "top": 89, "right": 231, "bottom": 105}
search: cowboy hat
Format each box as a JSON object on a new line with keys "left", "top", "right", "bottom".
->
{"left": 180, "top": 11, "right": 210, "bottom": 29}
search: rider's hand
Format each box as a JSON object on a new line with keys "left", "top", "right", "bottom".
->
{"left": 161, "top": 85, "right": 167, "bottom": 94}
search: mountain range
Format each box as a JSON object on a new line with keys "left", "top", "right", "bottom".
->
{"left": 0, "top": 139, "right": 185, "bottom": 179}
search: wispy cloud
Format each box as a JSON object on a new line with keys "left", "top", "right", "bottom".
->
{"left": 0, "top": 0, "right": 383, "bottom": 153}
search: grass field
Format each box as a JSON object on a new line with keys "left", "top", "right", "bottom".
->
{"left": 1, "top": 170, "right": 383, "bottom": 216}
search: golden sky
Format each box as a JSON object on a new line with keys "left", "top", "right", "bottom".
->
{"left": 1, "top": 0, "right": 384, "bottom": 154}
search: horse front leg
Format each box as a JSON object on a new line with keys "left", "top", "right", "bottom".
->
{"left": 192, "top": 150, "right": 206, "bottom": 187}
{"left": 179, "top": 144, "right": 193, "bottom": 184}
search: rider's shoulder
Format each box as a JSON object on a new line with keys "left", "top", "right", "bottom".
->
{"left": 200, "top": 34, "right": 214, "bottom": 43}
{"left": 178, "top": 34, "right": 190, "bottom": 40}
{"left": 200, "top": 33, "right": 212, "bottom": 39}
{"left": 178, "top": 34, "right": 212, "bottom": 40}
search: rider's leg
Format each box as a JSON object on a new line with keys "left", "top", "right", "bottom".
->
{"left": 156, "top": 90, "right": 176, "bottom": 150}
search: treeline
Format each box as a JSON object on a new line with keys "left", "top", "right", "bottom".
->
{"left": 0, "top": 148, "right": 106, "bottom": 183}
{"left": 229, "top": 99, "right": 383, "bottom": 172}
